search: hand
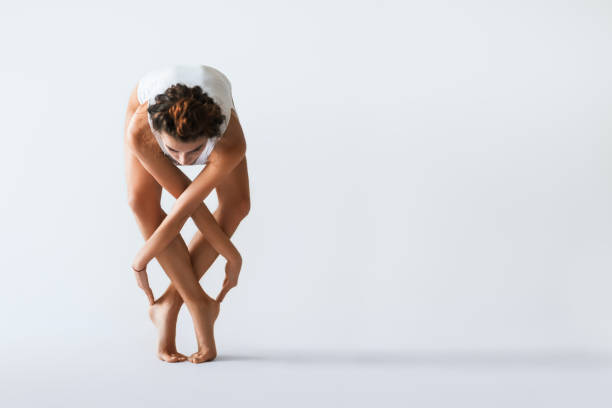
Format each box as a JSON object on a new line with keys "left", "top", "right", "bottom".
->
{"left": 132, "top": 264, "right": 155, "bottom": 305}
{"left": 216, "top": 257, "right": 242, "bottom": 303}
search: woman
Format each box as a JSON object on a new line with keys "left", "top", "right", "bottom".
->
{"left": 123, "top": 64, "right": 250, "bottom": 363}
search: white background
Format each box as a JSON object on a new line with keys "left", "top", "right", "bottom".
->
{"left": 1, "top": 0, "right": 611, "bottom": 406}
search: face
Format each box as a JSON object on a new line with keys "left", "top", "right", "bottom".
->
{"left": 160, "top": 132, "right": 206, "bottom": 165}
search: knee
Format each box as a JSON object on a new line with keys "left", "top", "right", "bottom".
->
{"left": 228, "top": 198, "right": 250, "bottom": 222}
{"left": 216, "top": 198, "right": 250, "bottom": 233}
{"left": 236, "top": 198, "right": 251, "bottom": 219}
{"left": 219, "top": 198, "right": 250, "bottom": 221}
{"left": 127, "top": 192, "right": 161, "bottom": 219}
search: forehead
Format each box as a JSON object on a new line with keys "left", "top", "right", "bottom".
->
{"left": 160, "top": 133, "right": 206, "bottom": 150}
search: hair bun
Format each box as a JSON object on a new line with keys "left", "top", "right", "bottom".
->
{"left": 147, "top": 84, "right": 226, "bottom": 143}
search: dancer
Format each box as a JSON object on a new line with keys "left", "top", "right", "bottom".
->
{"left": 123, "top": 64, "right": 250, "bottom": 363}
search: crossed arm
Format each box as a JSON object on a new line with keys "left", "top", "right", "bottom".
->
{"left": 126, "top": 109, "right": 246, "bottom": 271}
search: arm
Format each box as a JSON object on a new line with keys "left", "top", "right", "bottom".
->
{"left": 126, "top": 108, "right": 246, "bottom": 269}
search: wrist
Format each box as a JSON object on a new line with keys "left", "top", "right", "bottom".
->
{"left": 132, "top": 248, "right": 147, "bottom": 272}
{"left": 227, "top": 250, "right": 242, "bottom": 265}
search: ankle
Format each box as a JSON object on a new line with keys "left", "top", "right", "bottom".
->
{"left": 157, "top": 292, "right": 183, "bottom": 309}
{"left": 186, "top": 295, "right": 216, "bottom": 310}
{"left": 202, "top": 292, "right": 216, "bottom": 304}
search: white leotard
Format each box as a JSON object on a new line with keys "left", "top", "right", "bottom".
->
{"left": 136, "top": 64, "right": 235, "bottom": 165}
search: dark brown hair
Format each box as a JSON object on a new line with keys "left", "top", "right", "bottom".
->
{"left": 147, "top": 83, "right": 226, "bottom": 142}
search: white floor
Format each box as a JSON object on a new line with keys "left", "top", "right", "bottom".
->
{"left": 2, "top": 341, "right": 611, "bottom": 407}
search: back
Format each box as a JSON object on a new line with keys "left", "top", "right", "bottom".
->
{"left": 136, "top": 64, "right": 236, "bottom": 166}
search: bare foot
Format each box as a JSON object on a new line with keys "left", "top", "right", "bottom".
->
{"left": 149, "top": 300, "right": 188, "bottom": 363}
{"left": 188, "top": 299, "right": 220, "bottom": 364}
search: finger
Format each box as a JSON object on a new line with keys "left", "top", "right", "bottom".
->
{"left": 216, "top": 288, "right": 228, "bottom": 303}
{"left": 134, "top": 271, "right": 148, "bottom": 287}
{"left": 134, "top": 273, "right": 143, "bottom": 288}
{"left": 140, "top": 271, "right": 150, "bottom": 286}
{"left": 145, "top": 287, "right": 155, "bottom": 305}
{"left": 216, "top": 285, "right": 232, "bottom": 303}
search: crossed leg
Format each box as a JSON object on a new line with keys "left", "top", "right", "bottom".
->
{"left": 157, "top": 203, "right": 247, "bottom": 303}
{"left": 149, "top": 156, "right": 250, "bottom": 361}
{"left": 125, "top": 146, "right": 220, "bottom": 363}
{"left": 149, "top": 205, "right": 247, "bottom": 358}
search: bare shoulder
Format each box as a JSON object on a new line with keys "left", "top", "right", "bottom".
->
{"left": 126, "top": 82, "right": 149, "bottom": 132}
{"left": 208, "top": 109, "right": 247, "bottom": 164}
{"left": 130, "top": 101, "right": 149, "bottom": 128}
{"left": 126, "top": 100, "right": 162, "bottom": 155}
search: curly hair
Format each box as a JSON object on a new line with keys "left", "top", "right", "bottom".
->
{"left": 147, "top": 83, "right": 227, "bottom": 142}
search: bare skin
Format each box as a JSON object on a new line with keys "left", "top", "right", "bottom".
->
{"left": 124, "top": 83, "right": 250, "bottom": 363}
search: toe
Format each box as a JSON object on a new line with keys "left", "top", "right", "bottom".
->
{"left": 188, "top": 353, "right": 203, "bottom": 364}
{"left": 173, "top": 353, "right": 188, "bottom": 362}
{"left": 188, "top": 351, "right": 215, "bottom": 363}
{"left": 159, "top": 352, "right": 181, "bottom": 363}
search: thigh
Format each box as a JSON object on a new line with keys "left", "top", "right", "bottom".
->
{"left": 124, "top": 88, "right": 162, "bottom": 206}
{"left": 215, "top": 155, "right": 251, "bottom": 211}
{"left": 124, "top": 145, "right": 162, "bottom": 205}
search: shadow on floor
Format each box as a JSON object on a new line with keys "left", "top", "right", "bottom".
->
{"left": 216, "top": 349, "right": 612, "bottom": 367}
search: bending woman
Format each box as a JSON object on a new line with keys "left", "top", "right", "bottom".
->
{"left": 123, "top": 64, "right": 250, "bottom": 363}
